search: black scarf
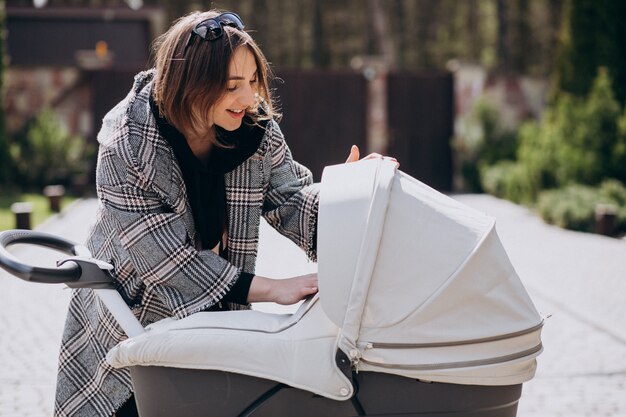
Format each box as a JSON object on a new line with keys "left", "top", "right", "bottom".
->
{"left": 149, "top": 95, "right": 265, "bottom": 250}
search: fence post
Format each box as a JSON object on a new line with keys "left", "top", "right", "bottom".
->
{"left": 351, "top": 56, "right": 389, "bottom": 155}
{"left": 43, "top": 185, "right": 66, "bottom": 213}
{"left": 595, "top": 204, "right": 617, "bottom": 236}
{"left": 11, "top": 202, "right": 33, "bottom": 230}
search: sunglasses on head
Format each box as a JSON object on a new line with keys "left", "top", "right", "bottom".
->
{"left": 184, "top": 12, "right": 245, "bottom": 54}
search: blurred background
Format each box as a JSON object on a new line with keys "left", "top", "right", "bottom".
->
{"left": 0, "top": 3, "right": 625, "bottom": 417}
{"left": 0, "top": 0, "right": 625, "bottom": 236}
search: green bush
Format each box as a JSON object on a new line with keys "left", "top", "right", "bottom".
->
{"left": 10, "top": 108, "right": 94, "bottom": 189}
{"left": 615, "top": 106, "right": 626, "bottom": 181}
{"left": 536, "top": 179, "right": 626, "bottom": 234}
{"left": 480, "top": 160, "right": 534, "bottom": 204}
{"left": 554, "top": 0, "right": 626, "bottom": 107}
{"left": 482, "top": 68, "right": 626, "bottom": 206}
{"left": 537, "top": 184, "right": 603, "bottom": 233}
{"left": 521, "top": 69, "right": 622, "bottom": 187}
{"left": 573, "top": 68, "right": 622, "bottom": 183}
{"left": 452, "top": 98, "right": 518, "bottom": 192}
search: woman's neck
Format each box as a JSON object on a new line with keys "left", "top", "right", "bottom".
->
{"left": 183, "top": 128, "right": 216, "bottom": 164}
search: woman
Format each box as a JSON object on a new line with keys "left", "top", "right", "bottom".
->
{"left": 55, "top": 10, "right": 389, "bottom": 417}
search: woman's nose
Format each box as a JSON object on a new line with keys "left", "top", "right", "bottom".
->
{"left": 239, "top": 85, "right": 257, "bottom": 108}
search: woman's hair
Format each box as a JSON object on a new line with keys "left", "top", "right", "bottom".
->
{"left": 151, "top": 10, "right": 277, "bottom": 141}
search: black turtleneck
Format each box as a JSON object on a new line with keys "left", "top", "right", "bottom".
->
{"left": 149, "top": 95, "right": 264, "bottom": 305}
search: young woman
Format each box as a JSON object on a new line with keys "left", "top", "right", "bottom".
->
{"left": 54, "top": 10, "right": 391, "bottom": 417}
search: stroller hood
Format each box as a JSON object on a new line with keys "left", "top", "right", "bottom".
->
{"left": 317, "top": 159, "right": 543, "bottom": 385}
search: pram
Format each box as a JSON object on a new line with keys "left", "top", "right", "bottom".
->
{"left": 0, "top": 159, "right": 543, "bottom": 417}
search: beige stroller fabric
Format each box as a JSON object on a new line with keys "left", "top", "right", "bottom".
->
{"left": 318, "top": 160, "right": 542, "bottom": 385}
{"left": 106, "top": 294, "right": 355, "bottom": 400}
{"left": 107, "top": 159, "right": 542, "bottom": 398}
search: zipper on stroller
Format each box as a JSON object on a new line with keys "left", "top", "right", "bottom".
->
{"left": 359, "top": 343, "right": 543, "bottom": 371}
{"left": 363, "top": 321, "right": 544, "bottom": 349}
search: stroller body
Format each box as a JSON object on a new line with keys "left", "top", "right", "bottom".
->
{"left": 0, "top": 160, "right": 542, "bottom": 417}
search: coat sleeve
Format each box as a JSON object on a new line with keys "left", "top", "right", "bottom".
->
{"left": 95, "top": 141, "right": 241, "bottom": 319}
{"left": 262, "top": 120, "right": 320, "bottom": 261}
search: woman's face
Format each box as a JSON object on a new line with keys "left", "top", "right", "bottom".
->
{"left": 209, "top": 46, "right": 258, "bottom": 131}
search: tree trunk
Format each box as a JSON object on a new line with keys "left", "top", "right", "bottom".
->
{"left": 366, "top": 0, "right": 394, "bottom": 66}
{"left": 497, "top": 0, "right": 510, "bottom": 74}
{"left": 0, "top": 0, "right": 9, "bottom": 184}
{"left": 312, "top": 0, "right": 329, "bottom": 67}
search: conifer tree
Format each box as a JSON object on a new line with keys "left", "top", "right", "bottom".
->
{"left": 554, "top": 0, "right": 626, "bottom": 105}
{"left": 0, "top": 0, "right": 9, "bottom": 184}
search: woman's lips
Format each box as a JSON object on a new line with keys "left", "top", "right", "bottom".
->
{"left": 227, "top": 109, "right": 245, "bottom": 119}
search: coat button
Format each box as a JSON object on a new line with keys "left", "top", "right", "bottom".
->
{"left": 340, "top": 387, "right": 350, "bottom": 396}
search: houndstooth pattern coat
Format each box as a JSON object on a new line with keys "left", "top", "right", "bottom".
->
{"left": 54, "top": 70, "right": 319, "bottom": 417}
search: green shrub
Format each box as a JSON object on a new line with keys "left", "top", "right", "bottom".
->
{"left": 515, "top": 119, "right": 560, "bottom": 196}
{"left": 554, "top": 0, "right": 626, "bottom": 106}
{"left": 537, "top": 184, "right": 602, "bottom": 233}
{"left": 480, "top": 160, "right": 534, "bottom": 204}
{"left": 452, "top": 98, "right": 517, "bottom": 192}
{"left": 516, "top": 69, "right": 623, "bottom": 190}
{"left": 10, "top": 108, "right": 94, "bottom": 189}
{"left": 573, "top": 68, "right": 622, "bottom": 183}
{"left": 615, "top": 106, "right": 626, "bottom": 182}
{"left": 483, "top": 68, "right": 626, "bottom": 212}
{"left": 536, "top": 179, "right": 626, "bottom": 234}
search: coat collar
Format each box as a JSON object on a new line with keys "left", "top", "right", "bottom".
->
{"left": 121, "top": 70, "right": 268, "bottom": 270}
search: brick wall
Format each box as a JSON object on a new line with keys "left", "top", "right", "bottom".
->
{"left": 5, "top": 67, "right": 92, "bottom": 140}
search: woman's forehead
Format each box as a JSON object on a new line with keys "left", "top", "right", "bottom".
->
{"left": 228, "top": 47, "right": 257, "bottom": 79}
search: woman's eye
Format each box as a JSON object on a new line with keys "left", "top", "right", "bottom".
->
{"left": 227, "top": 85, "right": 237, "bottom": 92}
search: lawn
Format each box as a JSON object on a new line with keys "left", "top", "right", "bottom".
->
{"left": 0, "top": 193, "right": 77, "bottom": 231}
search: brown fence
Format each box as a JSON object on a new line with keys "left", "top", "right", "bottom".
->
{"left": 89, "top": 70, "right": 139, "bottom": 133}
{"left": 275, "top": 69, "right": 453, "bottom": 190}
{"left": 86, "top": 70, "right": 139, "bottom": 183}
{"left": 86, "top": 68, "right": 453, "bottom": 191}
{"left": 273, "top": 69, "right": 368, "bottom": 182}
{"left": 387, "top": 72, "right": 454, "bottom": 191}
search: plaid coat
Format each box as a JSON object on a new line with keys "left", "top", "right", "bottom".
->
{"left": 54, "top": 70, "right": 319, "bottom": 417}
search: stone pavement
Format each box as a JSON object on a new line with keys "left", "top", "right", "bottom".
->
{"left": 1, "top": 194, "right": 625, "bottom": 416}
{"left": 454, "top": 194, "right": 626, "bottom": 417}
{"left": 0, "top": 199, "right": 98, "bottom": 417}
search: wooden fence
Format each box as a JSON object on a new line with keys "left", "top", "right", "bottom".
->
{"left": 88, "top": 68, "right": 454, "bottom": 190}
{"left": 275, "top": 69, "right": 453, "bottom": 190}
{"left": 272, "top": 69, "right": 368, "bottom": 182}
{"left": 386, "top": 71, "right": 454, "bottom": 191}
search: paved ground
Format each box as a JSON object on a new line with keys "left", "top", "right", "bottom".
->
{"left": 0, "top": 194, "right": 625, "bottom": 416}
{"left": 0, "top": 199, "right": 97, "bottom": 417}
{"left": 454, "top": 195, "right": 626, "bottom": 417}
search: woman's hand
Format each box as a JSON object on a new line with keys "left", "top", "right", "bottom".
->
{"left": 345, "top": 145, "right": 399, "bottom": 167}
{"left": 248, "top": 273, "right": 318, "bottom": 305}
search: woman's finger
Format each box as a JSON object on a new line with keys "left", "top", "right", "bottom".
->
{"left": 345, "top": 145, "right": 360, "bottom": 163}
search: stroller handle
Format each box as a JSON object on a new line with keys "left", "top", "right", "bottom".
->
{"left": 0, "top": 229, "right": 85, "bottom": 284}
{"left": 0, "top": 229, "right": 145, "bottom": 337}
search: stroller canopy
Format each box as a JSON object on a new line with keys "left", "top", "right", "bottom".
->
{"left": 318, "top": 160, "right": 543, "bottom": 385}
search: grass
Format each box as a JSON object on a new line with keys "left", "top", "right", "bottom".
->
{"left": 0, "top": 193, "right": 77, "bottom": 231}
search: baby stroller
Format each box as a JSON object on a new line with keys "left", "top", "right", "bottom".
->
{"left": 0, "top": 159, "right": 543, "bottom": 417}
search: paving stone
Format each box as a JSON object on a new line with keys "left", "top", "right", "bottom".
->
{"left": 455, "top": 194, "right": 626, "bottom": 417}
{"left": 0, "top": 200, "right": 98, "bottom": 417}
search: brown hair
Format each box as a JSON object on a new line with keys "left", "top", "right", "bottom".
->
{"left": 152, "top": 10, "right": 277, "bottom": 142}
